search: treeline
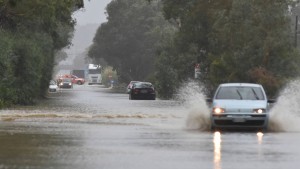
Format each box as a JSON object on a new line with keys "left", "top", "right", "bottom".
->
{"left": 89, "top": 0, "right": 173, "bottom": 83}
{"left": 0, "top": 0, "right": 83, "bottom": 107}
{"left": 90, "top": 0, "right": 300, "bottom": 98}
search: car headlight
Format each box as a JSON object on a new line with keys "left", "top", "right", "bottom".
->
{"left": 253, "top": 108, "right": 266, "bottom": 114}
{"left": 60, "top": 83, "right": 63, "bottom": 86}
{"left": 213, "top": 107, "right": 225, "bottom": 114}
{"left": 69, "top": 83, "right": 72, "bottom": 85}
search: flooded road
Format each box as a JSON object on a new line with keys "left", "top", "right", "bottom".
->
{"left": 1, "top": 85, "right": 300, "bottom": 169}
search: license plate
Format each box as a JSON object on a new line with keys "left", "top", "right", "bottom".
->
{"left": 233, "top": 118, "right": 246, "bottom": 123}
{"left": 141, "top": 90, "right": 148, "bottom": 93}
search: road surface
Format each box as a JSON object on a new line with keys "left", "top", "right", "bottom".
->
{"left": 0, "top": 85, "right": 300, "bottom": 169}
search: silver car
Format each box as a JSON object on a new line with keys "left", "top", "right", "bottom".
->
{"left": 49, "top": 80, "right": 58, "bottom": 92}
{"left": 209, "top": 83, "right": 274, "bottom": 131}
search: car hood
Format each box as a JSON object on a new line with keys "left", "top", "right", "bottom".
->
{"left": 49, "top": 84, "right": 57, "bottom": 89}
{"left": 213, "top": 99, "right": 267, "bottom": 109}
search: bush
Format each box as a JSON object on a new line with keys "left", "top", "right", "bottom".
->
{"left": 101, "top": 66, "right": 118, "bottom": 87}
{"left": 248, "top": 67, "right": 282, "bottom": 97}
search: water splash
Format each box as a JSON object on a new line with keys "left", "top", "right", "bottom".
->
{"left": 179, "top": 80, "right": 300, "bottom": 133}
{"left": 177, "top": 81, "right": 211, "bottom": 131}
{"left": 268, "top": 79, "right": 300, "bottom": 132}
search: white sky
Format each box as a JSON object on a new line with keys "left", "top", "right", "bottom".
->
{"left": 73, "top": 0, "right": 112, "bottom": 26}
{"left": 60, "top": 0, "right": 112, "bottom": 65}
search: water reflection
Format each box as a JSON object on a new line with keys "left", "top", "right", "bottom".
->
{"left": 257, "top": 132, "right": 264, "bottom": 144}
{"left": 0, "top": 123, "right": 83, "bottom": 169}
{"left": 213, "top": 131, "right": 222, "bottom": 169}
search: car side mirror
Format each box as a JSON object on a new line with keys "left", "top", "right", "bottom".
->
{"left": 268, "top": 99, "right": 276, "bottom": 103}
{"left": 205, "top": 98, "right": 212, "bottom": 103}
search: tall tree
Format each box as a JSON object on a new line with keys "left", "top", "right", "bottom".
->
{"left": 0, "top": 0, "right": 83, "bottom": 107}
{"left": 208, "top": 0, "right": 299, "bottom": 96}
{"left": 160, "top": 0, "right": 300, "bottom": 97}
{"left": 89, "top": 0, "right": 171, "bottom": 83}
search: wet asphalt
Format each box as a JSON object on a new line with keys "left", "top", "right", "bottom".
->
{"left": 0, "top": 85, "right": 300, "bottom": 169}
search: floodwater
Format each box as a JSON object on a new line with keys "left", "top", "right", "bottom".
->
{"left": 1, "top": 83, "right": 300, "bottom": 169}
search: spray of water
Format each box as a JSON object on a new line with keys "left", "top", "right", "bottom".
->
{"left": 177, "top": 81, "right": 211, "bottom": 131}
{"left": 268, "top": 79, "right": 300, "bottom": 132}
{"left": 178, "top": 80, "right": 300, "bottom": 133}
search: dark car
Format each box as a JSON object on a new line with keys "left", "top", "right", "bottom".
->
{"left": 129, "top": 82, "right": 156, "bottom": 100}
{"left": 126, "top": 81, "right": 140, "bottom": 93}
{"left": 58, "top": 78, "right": 73, "bottom": 89}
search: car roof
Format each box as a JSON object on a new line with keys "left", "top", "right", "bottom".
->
{"left": 136, "top": 82, "right": 152, "bottom": 84}
{"left": 219, "top": 83, "right": 262, "bottom": 87}
{"left": 62, "top": 78, "right": 72, "bottom": 81}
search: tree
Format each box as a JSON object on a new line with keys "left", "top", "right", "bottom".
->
{"left": 160, "top": 0, "right": 300, "bottom": 97}
{"left": 0, "top": 0, "right": 83, "bottom": 107}
{"left": 89, "top": 0, "right": 172, "bottom": 83}
{"left": 208, "top": 0, "right": 300, "bottom": 96}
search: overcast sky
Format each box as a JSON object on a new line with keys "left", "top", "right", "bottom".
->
{"left": 73, "top": 0, "right": 112, "bottom": 26}
{"left": 60, "top": 0, "right": 112, "bottom": 65}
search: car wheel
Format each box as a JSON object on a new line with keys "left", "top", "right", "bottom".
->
{"left": 77, "top": 81, "right": 82, "bottom": 85}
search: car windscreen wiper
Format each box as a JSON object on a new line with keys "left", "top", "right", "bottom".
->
{"left": 251, "top": 88, "right": 260, "bottom": 100}
{"left": 236, "top": 89, "right": 243, "bottom": 100}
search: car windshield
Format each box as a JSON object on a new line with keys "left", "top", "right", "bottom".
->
{"left": 216, "top": 86, "right": 265, "bottom": 100}
{"left": 135, "top": 83, "right": 153, "bottom": 88}
{"left": 89, "top": 69, "right": 101, "bottom": 74}
{"left": 49, "top": 80, "right": 56, "bottom": 85}
{"left": 62, "top": 78, "right": 72, "bottom": 82}
{"left": 130, "top": 81, "right": 139, "bottom": 84}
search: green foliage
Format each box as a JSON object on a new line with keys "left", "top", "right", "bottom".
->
{"left": 88, "top": 0, "right": 172, "bottom": 84}
{"left": 160, "top": 0, "right": 300, "bottom": 97}
{"left": 0, "top": 30, "right": 16, "bottom": 107}
{"left": 208, "top": 0, "right": 300, "bottom": 96}
{"left": 0, "top": 0, "right": 83, "bottom": 108}
{"left": 153, "top": 22, "right": 179, "bottom": 98}
{"left": 155, "top": 52, "right": 178, "bottom": 99}
{"left": 101, "top": 66, "right": 118, "bottom": 87}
